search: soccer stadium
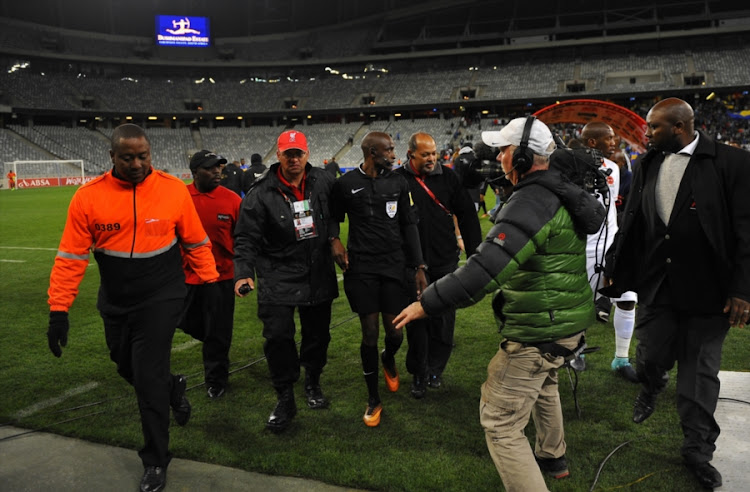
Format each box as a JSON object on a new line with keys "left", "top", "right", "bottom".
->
{"left": 1, "top": 1, "right": 749, "bottom": 491}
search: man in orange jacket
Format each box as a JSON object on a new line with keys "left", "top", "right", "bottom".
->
{"left": 47, "top": 123, "right": 218, "bottom": 492}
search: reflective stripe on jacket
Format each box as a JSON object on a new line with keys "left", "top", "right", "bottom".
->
{"left": 48, "top": 168, "right": 218, "bottom": 313}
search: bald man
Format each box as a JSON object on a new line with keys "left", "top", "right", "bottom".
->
{"left": 331, "top": 131, "right": 426, "bottom": 426}
{"left": 581, "top": 122, "right": 639, "bottom": 383}
{"left": 395, "top": 132, "right": 481, "bottom": 397}
{"left": 602, "top": 97, "right": 750, "bottom": 490}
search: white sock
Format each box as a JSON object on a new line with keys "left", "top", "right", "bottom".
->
{"left": 613, "top": 306, "right": 635, "bottom": 358}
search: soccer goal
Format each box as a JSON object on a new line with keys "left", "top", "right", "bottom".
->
{"left": 6, "top": 160, "right": 89, "bottom": 189}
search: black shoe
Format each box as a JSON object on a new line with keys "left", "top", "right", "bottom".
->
{"left": 535, "top": 455, "right": 570, "bottom": 479}
{"left": 304, "top": 384, "right": 329, "bottom": 409}
{"left": 410, "top": 375, "right": 427, "bottom": 399}
{"left": 140, "top": 466, "right": 166, "bottom": 492}
{"left": 207, "top": 385, "right": 225, "bottom": 399}
{"left": 267, "top": 387, "right": 297, "bottom": 433}
{"left": 427, "top": 374, "right": 442, "bottom": 389}
{"left": 686, "top": 461, "right": 722, "bottom": 490}
{"left": 632, "top": 389, "right": 656, "bottom": 424}
{"left": 170, "top": 375, "right": 191, "bottom": 426}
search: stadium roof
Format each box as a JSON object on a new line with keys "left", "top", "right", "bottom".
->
{"left": 2, "top": 0, "right": 748, "bottom": 39}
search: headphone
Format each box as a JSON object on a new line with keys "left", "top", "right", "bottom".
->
{"left": 512, "top": 116, "right": 536, "bottom": 175}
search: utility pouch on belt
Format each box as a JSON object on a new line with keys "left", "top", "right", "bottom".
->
{"left": 524, "top": 335, "right": 587, "bottom": 362}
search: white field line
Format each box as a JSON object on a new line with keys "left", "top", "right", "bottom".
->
{"left": 0, "top": 259, "right": 25, "bottom": 263}
{"left": 0, "top": 246, "right": 57, "bottom": 251}
{"left": 172, "top": 339, "right": 201, "bottom": 352}
{"left": 15, "top": 381, "right": 100, "bottom": 419}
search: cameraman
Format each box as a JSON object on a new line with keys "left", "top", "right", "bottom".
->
{"left": 395, "top": 117, "right": 605, "bottom": 490}
{"left": 453, "top": 141, "right": 503, "bottom": 214}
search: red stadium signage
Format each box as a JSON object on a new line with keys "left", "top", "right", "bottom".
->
{"left": 17, "top": 176, "right": 96, "bottom": 189}
{"left": 533, "top": 99, "right": 648, "bottom": 153}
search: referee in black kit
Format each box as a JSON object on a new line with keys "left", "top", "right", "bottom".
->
{"left": 330, "top": 131, "right": 426, "bottom": 427}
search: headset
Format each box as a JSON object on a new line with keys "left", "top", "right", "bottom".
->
{"left": 512, "top": 116, "right": 537, "bottom": 176}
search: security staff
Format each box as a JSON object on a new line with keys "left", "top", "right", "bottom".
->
{"left": 47, "top": 123, "right": 218, "bottom": 492}
{"left": 234, "top": 130, "right": 339, "bottom": 434}
{"left": 182, "top": 150, "right": 242, "bottom": 399}
{"left": 395, "top": 132, "right": 481, "bottom": 397}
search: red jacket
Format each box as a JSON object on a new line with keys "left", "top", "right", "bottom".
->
{"left": 48, "top": 168, "right": 218, "bottom": 314}
{"left": 183, "top": 183, "right": 241, "bottom": 284}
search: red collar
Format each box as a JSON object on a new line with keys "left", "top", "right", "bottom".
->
{"left": 276, "top": 167, "right": 306, "bottom": 201}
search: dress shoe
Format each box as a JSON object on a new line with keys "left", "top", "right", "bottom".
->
{"left": 140, "top": 466, "right": 166, "bottom": 492}
{"left": 632, "top": 389, "right": 656, "bottom": 424}
{"left": 686, "top": 461, "right": 722, "bottom": 490}
{"left": 381, "top": 350, "right": 399, "bottom": 392}
{"left": 427, "top": 374, "right": 442, "bottom": 389}
{"left": 170, "top": 374, "right": 191, "bottom": 426}
{"left": 304, "top": 384, "right": 329, "bottom": 409}
{"left": 267, "top": 387, "right": 297, "bottom": 433}
{"left": 410, "top": 375, "right": 427, "bottom": 399}
{"left": 363, "top": 399, "right": 383, "bottom": 427}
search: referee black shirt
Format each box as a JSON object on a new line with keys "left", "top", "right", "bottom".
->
{"left": 332, "top": 165, "right": 422, "bottom": 280}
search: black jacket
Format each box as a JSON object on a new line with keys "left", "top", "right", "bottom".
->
{"left": 602, "top": 131, "right": 750, "bottom": 311}
{"left": 242, "top": 162, "right": 268, "bottom": 194}
{"left": 395, "top": 162, "right": 482, "bottom": 269}
{"left": 233, "top": 163, "right": 339, "bottom": 306}
{"left": 220, "top": 163, "right": 243, "bottom": 196}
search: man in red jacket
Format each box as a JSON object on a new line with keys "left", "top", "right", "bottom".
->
{"left": 181, "top": 150, "right": 241, "bottom": 399}
{"left": 47, "top": 124, "right": 218, "bottom": 492}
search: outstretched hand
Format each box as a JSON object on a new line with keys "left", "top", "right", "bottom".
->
{"left": 393, "top": 301, "right": 427, "bottom": 330}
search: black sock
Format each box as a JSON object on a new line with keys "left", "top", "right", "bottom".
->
{"left": 361, "top": 344, "right": 380, "bottom": 402}
{"left": 384, "top": 333, "right": 402, "bottom": 359}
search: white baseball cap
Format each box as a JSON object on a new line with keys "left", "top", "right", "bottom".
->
{"left": 482, "top": 117, "right": 556, "bottom": 157}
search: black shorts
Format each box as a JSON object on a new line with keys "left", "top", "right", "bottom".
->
{"left": 343, "top": 272, "right": 409, "bottom": 315}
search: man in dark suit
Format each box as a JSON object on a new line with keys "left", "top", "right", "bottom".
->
{"left": 603, "top": 97, "right": 750, "bottom": 490}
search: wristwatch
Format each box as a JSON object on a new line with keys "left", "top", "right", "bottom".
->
{"left": 415, "top": 264, "right": 428, "bottom": 272}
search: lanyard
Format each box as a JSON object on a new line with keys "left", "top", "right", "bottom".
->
{"left": 411, "top": 164, "right": 451, "bottom": 217}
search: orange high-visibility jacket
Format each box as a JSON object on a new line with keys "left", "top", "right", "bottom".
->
{"left": 48, "top": 168, "right": 218, "bottom": 313}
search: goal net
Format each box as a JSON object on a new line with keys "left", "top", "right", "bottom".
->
{"left": 4, "top": 160, "right": 89, "bottom": 189}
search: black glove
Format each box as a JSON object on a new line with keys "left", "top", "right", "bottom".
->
{"left": 48, "top": 311, "right": 69, "bottom": 357}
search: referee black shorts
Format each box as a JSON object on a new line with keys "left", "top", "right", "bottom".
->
{"left": 344, "top": 272, "right": 409, "bottom": 315}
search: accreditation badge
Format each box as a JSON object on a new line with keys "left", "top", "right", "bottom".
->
{"left": 291, "top": 199, "right": 318, "bottom": 241}
{"left": 386, "top": 200, "right": 398, "bottom": 218}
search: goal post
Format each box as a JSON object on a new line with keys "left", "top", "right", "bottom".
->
{"left": 5, "top": 160, "right": 90, "bottom": 189}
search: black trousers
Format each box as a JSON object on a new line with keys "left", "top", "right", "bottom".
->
{"left": 635, "top": 295, "right": 729, "bottom": 464}
{"left": 405, "top": 264, "right": 457, "bottom": 378}
{"left": 257, "top": 301, "right": 332, "bottom": 391}
{"left": 102, "top": 298, "right": 183, "bottom": 468}
{"left": 180, "top": 279, "right": 235, "bottom": 388}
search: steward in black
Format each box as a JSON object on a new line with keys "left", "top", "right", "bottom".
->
{"left": 395, "top": 132, "right": 482, "bottom": 395}
{"left": 234, "top": 162, "right": 338, "bottom": 307}
{"left": 234, "top": 128, "right": 339, "bottom": 433}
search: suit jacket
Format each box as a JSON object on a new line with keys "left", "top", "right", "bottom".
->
{"left": 602, "top": 131, "right": 750, "bottom": 312}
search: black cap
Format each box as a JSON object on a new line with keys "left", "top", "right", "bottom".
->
{"left": 250, "top": 153, "right": 263, "bottom": 165}
{"left": 190, "top": 150, "right": 227, "bottom": 171}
